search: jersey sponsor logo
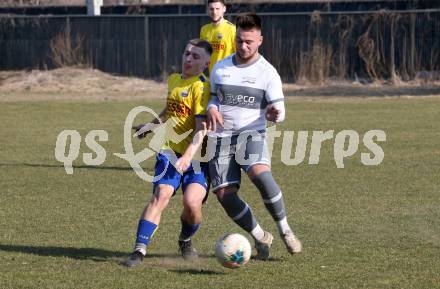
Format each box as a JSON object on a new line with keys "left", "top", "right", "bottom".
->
{"left": 181, "top": 90, "right": 189, "bottom": 97}
{"left": 217, "top": 33, "right": 223, "bottom": 40}
{"left": 241, "top": 76, "right": 257, "bottom": 84}
{"left": 217, "top": 84, "right": 266, "bottom": 109}
{"left": 167, "top": 100, "right": 191, "bottom": 117}
{"left": 224, "top": 93, "right": 256, "bottom": 106}
{"left": 211, "top": 41, "right": 225, "bottom": 52}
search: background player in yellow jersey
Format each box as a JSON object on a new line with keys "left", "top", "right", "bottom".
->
{"left": 126, "top": 39, "right": 212, "bottom": 267}
{"left": 200, "top": 0, "right": 236, "bottom": 73}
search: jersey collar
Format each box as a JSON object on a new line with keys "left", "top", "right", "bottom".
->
{"left": 232, "top": 54, "right": 261, "bottom": 68}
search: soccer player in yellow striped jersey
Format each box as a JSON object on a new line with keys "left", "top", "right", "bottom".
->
{"left": 200, "top": 0, "right": 236, "bottom": 73}
{"left": 126, "top": 39, "right": 212, "bottom": 267}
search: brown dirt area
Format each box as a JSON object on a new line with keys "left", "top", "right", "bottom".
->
{"left": 0, "top": 67, "right": 439, "bottom": 102}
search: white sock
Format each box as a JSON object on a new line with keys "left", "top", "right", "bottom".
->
{"left": 134, "top": 243, "right": 147, "bottom": 256}
{"left": 276, "top": 217, "right": 292, "bottom": 235}
{"left": 250, "top": 224, "right": 265, "bottom": 241}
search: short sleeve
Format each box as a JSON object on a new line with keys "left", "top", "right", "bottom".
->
{"left": 230, "top": 25, "right": 236, "bottom": 53}
{"left": 193, "top": 81, "right": 211, "bottom": 118}
{"left": 265, "top": 70, "right": 284, "bottom": 104}
{"left": 200, "top": 25, "right": 206, "bottom": 40}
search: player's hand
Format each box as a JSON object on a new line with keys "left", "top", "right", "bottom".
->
{"left": 265, "top": 105, "right": 280, "bottom": 122}
{"left": 207, "top": 107, "right": 223, "bottom": 132}
{"left": 175, "top": 154, "right": 191, "bottom": 174}
{"left": 132, "top": 124, "right": 151, "bottom": 139}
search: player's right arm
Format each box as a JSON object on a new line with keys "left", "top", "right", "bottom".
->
{"left": 175, "top": 79, "right": 210, "bottom": 172}
{"left": 228, "top": 23, "right": 236, "bottom": 54}
{"left": 133, "top": 74, "right": 178, "bottom": 138}
{"left": 200, "top": 25, "right": 208, "bottom": 41}
{"left": 206, "top": 66, "right": 224, "bottom": 131}
{"left": 175, "top": 117, "right": 207, "bottom": 173}
{"left": 132, "top": 107, "right": 167, "bottom": 139}
{"left": 206, "top": 101, "right": 223, "bottom": 132}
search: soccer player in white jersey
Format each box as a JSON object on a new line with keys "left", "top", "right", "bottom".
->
{"left": 206, "top": 12, "right": 302, "bottom": 259}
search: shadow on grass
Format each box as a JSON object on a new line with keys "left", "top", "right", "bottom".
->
{"left": 169, "top": 268, "right": 225, "bottom": 275}
{"left": 0, "top": 244, "right": 187, "bottom": 263}
{"left": 0, "top": 244, "right": 282, "bottom": 272}
{"left": 0, "top": 244, "right": 127, "bottom": 262}
{"left": 251, "top": 256, "right": 283, "bottom": 262}
{"left": 0, "top": 162, "right": 137, "bottom": 171}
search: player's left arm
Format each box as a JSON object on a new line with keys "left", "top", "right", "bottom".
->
{"left": 266, "top": 103, "right": 285, "bottom": 123}
{"left": 231, "top": 25, "right": 237, "bottom": 53}
{"left": 265, "top": 72, "right": 285, "bottom": 123}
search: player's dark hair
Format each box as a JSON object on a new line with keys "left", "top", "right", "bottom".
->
{"left": 189, "top": 38, "right": 213, "bottom": 55}
{"left": 207, "top": 0, "right": 226, "bottom": 5}
{"left": 235, "top": 12, "right": 262, "bottom": 31}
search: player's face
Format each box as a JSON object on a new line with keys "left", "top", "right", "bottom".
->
{"left": 182, "top": 44, "right": 210, "bottom": 78}
{"left": 235, "top": 28, "right": 263, "bottom": 63}
{"left": 208, "top": 2, "right": 226, "bottom": 23}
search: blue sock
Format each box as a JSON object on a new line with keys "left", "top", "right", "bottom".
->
{"left": 136, "top": 219, "right": 158, "bottom": 246}
{"left": 179, "top": 218, "right": 200, "bottom": 241}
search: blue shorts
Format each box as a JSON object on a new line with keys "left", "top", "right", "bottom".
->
{"left": 153, "top": 153, "right": 209, "bottom": 195}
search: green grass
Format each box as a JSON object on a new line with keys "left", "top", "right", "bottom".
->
{"left": 1, "top": 97, "right": 439, "bottom": 289}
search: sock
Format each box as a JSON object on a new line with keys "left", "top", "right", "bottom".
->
{"left": 134, "top": 219, "right": 158, "bottom": 255}
{"left": 251, "top": 171, "right": 287, "bottom": 221}
{"left": 250, "top": 224, "right": 265, "bottom": 241}
{"left": 217, "top": 193, "right": 257, "bottom": 232}
{"left": 276, "top": 217, "right": 292, "bottom": 235}
{"left": 179, "top": 218, "right": 200, "bottom": 241}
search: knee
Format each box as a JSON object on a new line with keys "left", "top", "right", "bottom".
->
{"left": 150, "top": 189, "right": 172, "bottom": 209}
{"left": 183, "top": 197, "right": 202, "bottom": 212}
{"left": 247, "top": 164, "right": 270, "bottom": 179}
{"left": 215, "top": 186, "right": 238, "bottom": 201}
{"left": 250, "top": 171, "right": 280, "bottom": 196}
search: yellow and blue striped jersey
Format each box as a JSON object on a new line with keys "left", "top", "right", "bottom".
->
{"left": 163, "top": 73, "right": 210, "bottom": 155}
{"left": 200, "top": 20, "right": 236, "bottom": 73}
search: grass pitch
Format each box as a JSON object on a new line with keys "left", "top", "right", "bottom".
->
{"left": 0, "top": 97, "right": 439, "bottom": 289}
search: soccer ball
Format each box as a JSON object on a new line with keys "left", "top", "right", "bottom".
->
{"left": 215, "top": 233, "right": 252, "bottom": 269}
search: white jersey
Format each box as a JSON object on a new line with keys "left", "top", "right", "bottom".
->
{"left": 208, "top": 53, "right": 284, "bottom": 137}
